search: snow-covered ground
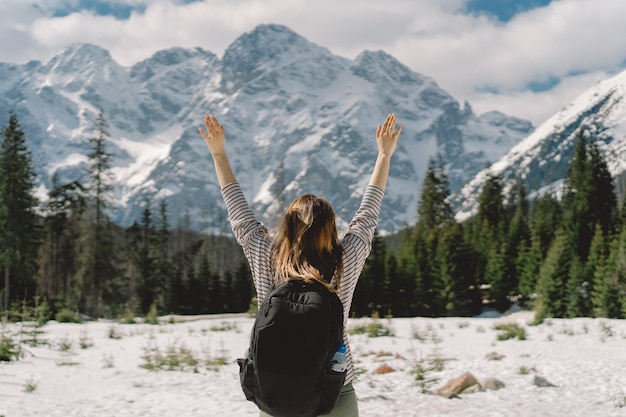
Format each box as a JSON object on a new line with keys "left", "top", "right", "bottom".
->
{"left": 2, "top": 311, "right": 625, "bottom": 417}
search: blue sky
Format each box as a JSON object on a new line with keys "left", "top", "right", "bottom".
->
{"left": 50, "top": 0, "right": 554, "bottom": 21}
{"left": 47, "top": 0, "right": 204, "bottom": 19}
{"left": 466, "top": 0, "right": 553, "bottom": 22}
{"left": 49, "top": 1, "right": 145, "bottom": 19}
{"left": 0, "top": 0, "right": 625, "bottom": 125}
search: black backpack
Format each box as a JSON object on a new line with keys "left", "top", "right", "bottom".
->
{"left": 237, "top": 278, "right": 346, "bottom": 417}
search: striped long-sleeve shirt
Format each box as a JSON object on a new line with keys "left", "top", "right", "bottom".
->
{"left": 221, "top": 181, "right": 385, "bottom": 385}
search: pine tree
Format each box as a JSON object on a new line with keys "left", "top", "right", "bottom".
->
{"left": 397, "top": 228, "right": 428, "bottom": 315}
{"left": 186, "top": 258, "right": 202, "bottom": 314}
{"left": 587, "top": 140, "right": 617, "bottom": 235}
{"left": 208, "top": 270, "right": 223, "bottom": 313}
{"left": 528, "top": 192, "right": 561, "bottom": 260}
{"left": 620, "top": 200, "right": 626, "bottom": 228}
{"left": 561, "top": 131, "right": 617, "bottom": 262}
{"left": 401, "top": 157, "right": 455, "bottom": 316}
{"left": 504, "top": 183, "right": 531, "bottom": 304}
{"left": 38, "top": 175, "right": 85, "bottom": 305}
{"left": 385, "top": 254, "right": 418, "bottom": 317}
{"left": 535, "top": 232, "right": 574, "bottom": 319}
{"left": 471, "top": 171, "right": 506, "bottom": 309}
{"left": 483, "top": 244, "right": 508, "bottom": 311}
{"left": 416, "top": 228, "right": 438, "bottom": 316}
{"left": 433, "top": 221, "right": 478, "bottom": 316}
{"left": 196, "top": 252, "right": 211, "bottom": 314}
{"left": 560, "top": 132, "right": 591, "bottom": 261}
{"left": 517, "top": 191, "right": 562, "bottom": 309}
{"left": 129, "top": 204, "right": 157, "bottom": 315}
{"left": 507, "top": 179, "right": 530, "bottom": 219}
{"left": 517, "top": 239, "right": 541, "bottom": 306}
{"left": 73, "top": 110, "right": 121, "bottom": 317}
{"left": 231, "top": 260, "right": 253, "bottom": 312}
{"left": 587, "top": 225, "right": 607, "bottom": 316}
{"left": 166, "top": 252, "right": 187, "bottom": 314}
{"left": 476, "top": 171, "right": 506, "bottom": 243}
{"left": 353, "top": 230, "right": 386, "bottom": 316}
{"left": 417, "top": 157, "right": 453, "bottom": 231}
{"left": 0, "top": 113, "right": 40, "bottom": 310}
{"left": 153, "top": 199, "right": 172, "bottom": 312}
{"left": 220, "top": 269, "right": 234, "bottom": 312}
{"left": 565, "top": 255, "right": 589, "bottom": 317}
{"left": 167, "top": 214, "right": 203, "bottom": 314}
{"left": 595, "top": 225, "right": 626, "bottom": 318}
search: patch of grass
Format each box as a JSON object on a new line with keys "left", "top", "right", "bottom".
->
{"left": 409, "top": 340, "right": 449, "bottom": 394}
{"left": 140, "top": 336, "right": 199, "bottom": 372}
{"left": 120, "top": 308, "right": 137, "bottom": 325}
{"left": 202, "top": 341, "right": 230, "bottom": 371}
{"left": 611, "top": 387, "right": 626, "bottom": 408}
{"left": 204, "top": 355, "right": 228, "bottom": 370}
{"left": 79, "top": 327, "right": 93, "bottom": 349}
{"left": 144, "top": 303, "right": 159, "bottom": 325}
{"left": 353, "top": 367, "right": 367, "bottom": 379}
{"left": 494, "top": 323, "right": 526, "bottom": 341}
{"left": 55, "top": 308, "right": 82, "bottom": 323}
{"left": 559, "top": 325, "right": 574, "bottom": 336}
{"left": 410, "top": 357, "right": 440, "bottom": 394}
{"left": 0, "top": 327, "right": 21, "bottom": 362}
{"left": 12, "top": 299, "right": 49, "bottom": 348}
{"left": 19, "top": 321, "right": 47, "bottom": 348}
{"left": 599, "top": 321, "right": 613, "bottom": 342}
{"left": 108, "top": 326, "right": 123, "bottom": 340}
{"left": 348, "top": 320, "right": 394, "bottom": 338}
{"left": 23, "top": 378, "right": 38, "bottom": 393}
{"left": 56, "top": 337, "right": 79, "bottom": 366}
{"left": 56, "top": 335, "right": 73, "bottom": 352}
{"left": 518, "top": 365, "right": 537, "bottom": 375}
{"left": 8, "top": 297, "right": 50, "bottom": 326}
{"left": 411, "top": 324, "right": 426, "bottom": 341}
{"left": 210, "top": 322, "right": 238, "bottom": 332}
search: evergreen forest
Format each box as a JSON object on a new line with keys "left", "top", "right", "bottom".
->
{"left": 1, "top": 111, "right": 626, "bottom": 321}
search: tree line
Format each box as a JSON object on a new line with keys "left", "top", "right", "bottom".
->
{"left": 1, "top": 111, "right": 625, "bottom": 320}
{"left": 0, "top": 112, "right": 253, "bottom": 319}
{"left": 353, "top": 130, "right": 626, "bottom": 320}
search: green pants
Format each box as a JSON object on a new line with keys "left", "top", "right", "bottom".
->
{"left": 259, "top": 384, "right": 359, "bottom": 417}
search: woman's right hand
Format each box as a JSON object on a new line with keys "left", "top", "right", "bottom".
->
{"left": 376, "top": 113, "right": 402, "bottom": 157}
{"left": 199, "top": 114, "right": 226, "bottom": 157}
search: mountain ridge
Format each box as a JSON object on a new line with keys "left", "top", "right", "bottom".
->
{"left": 0, "top": 23, "right": 534, "bottom": 233}
{"left": 452, "top": 68, "right": 626, "bottom": 220}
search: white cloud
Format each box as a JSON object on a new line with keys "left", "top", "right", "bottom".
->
{"left": 469, "top": 70, "right": 614, "bottom": 125}
{"left": 0, "top": 0, "right": 625, "bottom": 125}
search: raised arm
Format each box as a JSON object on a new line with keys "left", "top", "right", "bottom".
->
{"left": 198, "top": 114, "right": 237, "bottom": 187}
{"left": 368, "top": 113, "right": 402, "bottom": 190}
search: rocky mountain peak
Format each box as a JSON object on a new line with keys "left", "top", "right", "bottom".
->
{"left": 0, "top": 24, "right": 536, "bottom": 233}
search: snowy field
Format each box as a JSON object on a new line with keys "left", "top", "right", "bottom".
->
{"left": 2, "top": 311, "right": 625, "bottom": 417}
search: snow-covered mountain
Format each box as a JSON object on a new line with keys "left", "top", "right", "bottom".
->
{"left": 453, "top": 69, "right": 626, "bottom": 220}
{"left": 0, "top": 24, "right": 533, "bottom": 233}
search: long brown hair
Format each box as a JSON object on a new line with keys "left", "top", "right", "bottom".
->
{"left": 272, "top": 194, "right": 343, "bottom": 290}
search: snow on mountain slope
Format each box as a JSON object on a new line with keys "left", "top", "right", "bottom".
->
{"left": 0, "top": 24, "right": 533, "bottom": 233}
{"left": 453, "top": 69, "right": 626, "bottom": 220}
